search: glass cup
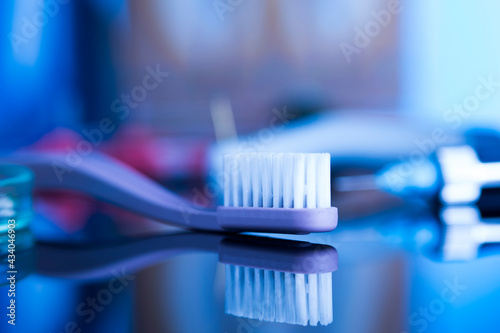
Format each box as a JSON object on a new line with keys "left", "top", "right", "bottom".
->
{"left": 0, "top": 164, "right": 34, "bottom": 234}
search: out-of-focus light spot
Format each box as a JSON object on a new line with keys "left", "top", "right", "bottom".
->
{"left": 10, "top": 0, "right": 42, "bottom": 66}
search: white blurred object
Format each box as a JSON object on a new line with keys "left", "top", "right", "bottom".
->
{"left": 438, "top": 146, "right": 500, "bottom": 204}
{"left": 210, "top": 94, "right": 238, "bottom": 143}
{"left": 208, "top": 111, "right": 458, "bottom": 178}
{"left": 441, "top": 206, "right": 500, "bottom": 261}
{"left": 0, "top": 196, "right": 15, "bottom": 218}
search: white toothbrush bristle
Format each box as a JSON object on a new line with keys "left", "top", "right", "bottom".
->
{"left": 225, "top": 265, "right": 333, "bottom": 326}
{"left": 223, "top": 153, "right": 331, "bottom": 208}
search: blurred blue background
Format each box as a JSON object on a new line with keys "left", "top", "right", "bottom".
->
{"left": 3, "top": 0, "right": 499, "bottom": 151}
{"left": 1, "top": 1, "right": 500, "bottom": 333}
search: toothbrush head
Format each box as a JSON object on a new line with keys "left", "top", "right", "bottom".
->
{"left": 218, "top": 153, "right": 338, "bottom": 234}
{"left": 221, "top": 236, "right": 337, "bottom": 326}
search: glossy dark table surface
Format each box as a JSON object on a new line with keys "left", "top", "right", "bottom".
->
{"left": 1, "top": 203, "right": 500, "bottom": 333}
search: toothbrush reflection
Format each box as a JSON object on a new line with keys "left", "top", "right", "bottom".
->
{"left": 35, "top": 232, "right": 338, "bottom": 327}
{"left": 35, "top": 233, "right": 337, "bottom": 282}
{"left": 221, "top": 237, "right": 337, "bottom": 326}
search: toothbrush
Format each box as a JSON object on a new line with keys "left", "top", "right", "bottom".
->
{"left": 33, "top": 232, "right": 338, "bottom": 326}
{"left": 222, "top": 235, "right": 336, "bottom": 326}
{"left": 5, "top": 151, "right": 337, "bottom": 234}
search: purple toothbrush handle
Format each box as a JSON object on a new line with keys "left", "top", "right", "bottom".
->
{"left": 6, "top": 152, "right": 222, "bottom": 231}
